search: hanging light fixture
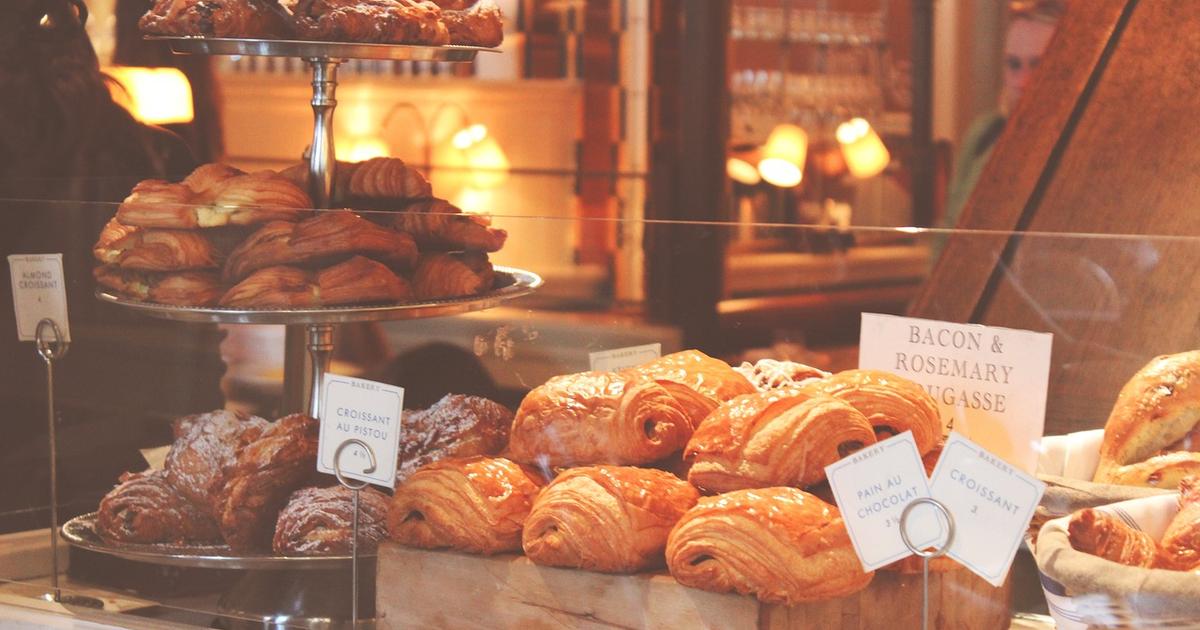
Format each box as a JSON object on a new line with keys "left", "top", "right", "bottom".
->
{"left": 836, "top": 117, "right": 890, "bottom": 179}
{"left": 757, "top": 124, "right": 808, "bottom": 188}
{"left": 726, "top": 146, "right": 762, "bottom": 185}
{"left": 106, "top": 67, "right": 194, "bottom": 125}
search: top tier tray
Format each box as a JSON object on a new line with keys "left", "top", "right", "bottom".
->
{"left": 147, "top": 35, "right": 494, "bottom": 61}
{"left": 95, "top": 266, "right": 542, "bottom": 325}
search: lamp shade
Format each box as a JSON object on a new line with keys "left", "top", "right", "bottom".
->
{"left": 107, "top": 67, "right": 194, "bottom": 125}
{"left": 726, "top": 150, "right": 762, "bottom": 186}
{"left": 757, "top": 124, "right": 807, "bottom": 188}
{"left": 836, "top": 117, "right": 890, "bottom": 179}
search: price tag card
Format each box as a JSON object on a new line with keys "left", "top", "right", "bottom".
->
{"left": 589, "top": 342, "right": 661, "bottom": 371}
{"left": 825, "top": 432, "right": 943, "bottom": 571}
{"left": 928, "top": 432, "right": 1046, "bottom": 587}
{"left": 859, "top": 313, "right": 1052, "bottom": 473}
{"left": 8, "top": 254, "right": 70, "bottom": 342}
{"left": 317, "top": 374, "right": 404, "bottom": 489}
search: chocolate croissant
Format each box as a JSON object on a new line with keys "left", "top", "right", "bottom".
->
{"left": 1067, "top": 508, "right": 1157, "bottom": 568}
{"left": 666, "top": 487, "right": 873, "bottom": 604}
{"left": 1156, "top": 475, "right": 1200, "bottom": 571}
{"left": 622, "top": 350, "right": 757, "bottom": 429}
{"left": 218, "top": 414, "right": 320, "bottom": 552}
{"left": 94, "top": 266, "right": 225, "bottom": 307}
{"left": 410, "top": 252, "right": 495, "bottom": 300}
{"left": 220, "top": 256, "right": 412, "bottom": 308}
{"left": 508, "top": 371, "right": 693, "bottom": 467}
{"left": 685, "top": 389, "right": 876, "bottom": 494}
{"left": 1094, "top": 352, "right": 1200, "bottom": 488}
{"left": 96, "top": 471, "right": 221, "bottom": 544}
{"left": 273, "top": 485, "right": 391, "bottom": 556}
{"left": 222, "top": 211, "right": 418, "bottom": 282}
{"left": 801, "top": 369, "right": 942, "bottom": 456}
{"left": 389, "top": 456, "right": 545, "bottom": 554}
{"left": 522, "top": 466, "right": 699, "bottom": 573}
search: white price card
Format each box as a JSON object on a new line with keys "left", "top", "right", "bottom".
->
{"left": 928, "top": 432, "right": 1046, "bottom": 587}
{"left": 589, "top": 343, "right": 661, "bottom": 371}
{"left": 317, "top": 374, "right": 404, "bottom": 489}
{"left": 824, "top": 431, "right": 943, "bottom": 571}
{"left": 859, "top": 313, "right": 1052, "bottom": 473}
{"left": 8, "top": 254, "right": 70, "bottom": 343}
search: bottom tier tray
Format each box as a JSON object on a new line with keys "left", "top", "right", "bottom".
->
{"left": 63, "top": 513, "right": 373, "bottom": 570}
{"left": 376, "top": 544, "right": 1013, "bottom": 630}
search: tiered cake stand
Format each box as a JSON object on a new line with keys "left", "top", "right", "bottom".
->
{"left": 64, "top": 37, "right": 537, "bottom": 628}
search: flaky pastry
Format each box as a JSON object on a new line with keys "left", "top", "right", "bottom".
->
{"left": 622, "top": 350, "right": 756, "bottom": 429}
{"left": 96, "top": 470, "right": 221, "bottom": 544}
{"left": 1156, "top": 475, "right": 1200, "bottom": 571}
{"left": 220, "top": 256, "right": 412, "bottom": 308}
{"left": 411, "top": 252, "right": 495, "bottom": 300}
{"left": 801, "top": 369, "right": 942, "bottom": 456}
{"left": 116, "top": 165, "right": 311, "bottom": 229}
{"left": 1068, "top": 508, "right": 1157, "bottom": 569}
{"left": 273, "top": 485, "right": 390, "bottom": 555}
{"left": 94, "top": 266, "right": 225, "bottom": 307}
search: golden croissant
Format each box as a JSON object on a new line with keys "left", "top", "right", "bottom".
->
{"left": 522, "top": 466, "right": 698, "bottom": 573}
{"left": 393, "top": 198, "right": 507, "bottom": 252}
{"left": 389, "top": 456, "right": 545, "bottom": 554}
{"left": 220, "top": 256, "right": 412, "bottom": 308}
{"left": 117, "top": 164, "right": 312, "bottom": 229}
{"left": 93, "top": 218, "right": 229, "bottom": 271}
{"left": 622, "top": 350, "right": 756, "bottom": 429}
{"left": 1068, "top": 508, "right": 1157, "bottom": 569}
{"left": 411, "top": 252, "right": 495, "bottom": 300}
{"left": 666, "top": 487, "right": 873, "bottom": 604}
{"left": 801, "top": 369, "right": 942, "bottom": 456}
{"left": 94, "top": 266, "right": 225, "bottom": 307}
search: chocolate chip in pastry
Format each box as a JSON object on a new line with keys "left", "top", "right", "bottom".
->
{"left": 397, "top": 393, "right": 512, "bottom": 484}
{"left": 1094, "top": 352, "right": 1200, "bottom": 488}
{"left": 508, "top": 371, "right": 693, "bottom": 468}
{"left": 389, "top": 456, "right": 545, "bottom": 554}
{"left": 522, "top": 466, "right": 699, "bottom": 573}
{"left": 801, "top": 369, "right": 942, "bottom": 456}
{"left": 622, "top": 350, "right": 756, "bottom": 429}
{"left": 1067, "top": 508, "right": 1158, "bottom": 569}
{"left": 410, "top": 252, "right": 495, "bottom": 300}
{"left": 684, "top": 389, "right": 876, "bottom": 494}
{"left": 96, "top": 470, "right": 221, "bottom": 544}
{"left": 218, "top": 413, "right": 320, "bottom": 552}
{"left": 273, "top": 485, "right": 391, "bottom": 555}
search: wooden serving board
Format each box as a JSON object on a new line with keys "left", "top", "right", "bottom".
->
{"left": 376, "top": 543, "right": 1011, "bottom": 629}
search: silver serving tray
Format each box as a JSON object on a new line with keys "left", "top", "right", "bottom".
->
{"left": 95, "top": 266, "right": 542, "bottom": 325}
{"left": 146, "top": 36, "right": 493, "bottom": 61}
{"left": 62, "top": 512, "right": 375, "bottom": 570}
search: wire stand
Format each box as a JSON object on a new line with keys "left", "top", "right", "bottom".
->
{"left": 332, "top": 439, "right": 378, "bottom": 628}
{"left": 899, "top": 497, "right": 955, "bottom": 630}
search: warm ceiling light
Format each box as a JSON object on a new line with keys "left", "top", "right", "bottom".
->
{"left": 106, "top": 67, "right": 194, "bottom": 125}
{"left": 464, "top": 134, "right": 511, "bottom": 189}
{"left": 757, "top": 124, "right": 807, "bottom": 188}
{"left": 341, "top": 136, "right": 390, "bottom": 162}
{"left": 837, "top": 117, "right": 890, "bottom": 179}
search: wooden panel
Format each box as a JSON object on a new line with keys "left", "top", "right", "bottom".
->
{"left": 376, "top": 544, "right": 1011, "bottom": 630}
{"left": 909, "top": 0, "right": 1131, "bottom": 322}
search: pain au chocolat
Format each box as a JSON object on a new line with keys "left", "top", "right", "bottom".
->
{"left": 522, "top": 466, "right": 699, "bottom": 573}
{"left": 621, "top": 350, "right": 757, "bottom": 429}
{"left": 389, "top": 456, "right": 545, "bottom": 554}
{"left": 684, "top": 388, "right": 876, "bottom": 494}
{"left": 666, "top": 487, "right": 873, "bottom": 604}
{"left": 801, "top": 369, "right": 942, "bottom": 456}
{"left": 508, "top": 371, "right": 693, "bottom": 467}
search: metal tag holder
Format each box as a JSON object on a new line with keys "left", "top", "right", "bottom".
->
{"left": 899, "top": 497, "right": 956, "bottom": 630}
{"left": 332, "top": 438, "right": 378, "bottom": 628}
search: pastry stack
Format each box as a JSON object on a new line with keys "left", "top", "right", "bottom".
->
{"left": 139, "top": 0, "right": 505, "bottom": 47}
{"left": 93, "top": 158, "right": 508, "bottom": 308}
{"left": 1068, "top": 474, "right": 1200, "bottom": 571}
{"left": 388, "top": 351, "right": 951, "bottom": 605}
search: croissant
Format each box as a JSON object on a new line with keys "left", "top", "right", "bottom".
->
{"left": 117, "top": 166, "right": 312, "bottom": 229}
{"left": 165, "top": 409, "right": 269, "bottom": 517}
{"left": 411, "top": 252, "right": 495, "bottom": 300}
{"left": 734, "top": 359, "right": 831, "bottom": 392}
{"left": 93, "top": 219, "right": 239, "bottom": 271}
{"left": 139, "top": 0, "right": 290, "bottom": 38}
{"left": 278, "top": 158, "right": 433, "bottom": 204}
{"left": 1156, "top": 475, "right": 1200, "bottom": 571}
{"left": 801, "top": 369, "right": 942, "bottom": 456}
{"left": 685, "top": 389, "right": 877, "bottom": 494}
{"left": 441, "top": 0, "right": 504, "bottom": 47}
{"left": 1067, "top": 508, "right": 1157, "bottom": 568}
{"left": 96, "top": 471, "right": 221, "bottom": 544}
{"left": 392, "top": 198, "right": 506, "bottom": 252}
{"left": 397, "top": 394, "right": 512, "bottom": 484}
{"left": 222, "top": 211, "right": 418, "bottom": 282}
{"left": 389, "top": 456, "right": 545, "bottom": 554}
{"left": 94, "top": 266, "right": 225, "bottom": 307}
{"left": 1095, "top": 352, "right": 1200, "bottom": 488}
{"left": 522, "top": 466, "right": 699, "bottom": 573}
{"left": 666, "top": 487, "right": 873, "bottom": 604}
{"left": 273, "top": 486, "right": 391, "bottom": 556}
{"left": 220, "top": 256, "right": 412, "bottom": 308}
{"left": 218, "top": 414, "right": 320, "bottom": 552}
{"left": 509, "top": 371, "right": 693, "bottom": 467}
{"left": 621, "top": 350, "right": 756, "bottom": 429}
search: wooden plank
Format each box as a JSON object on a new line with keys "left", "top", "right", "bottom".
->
{"left": 909, "top": 0, "right": 1132, "bottom": 322}
{"left": 376, "top": 544, "right": 1010, "bottom": 630}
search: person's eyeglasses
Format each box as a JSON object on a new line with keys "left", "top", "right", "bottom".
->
{"left": 1005, "top": 56, "right": 1040, "bottom": 72}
